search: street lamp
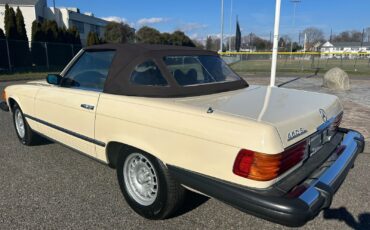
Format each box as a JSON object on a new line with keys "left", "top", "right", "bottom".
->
{"left": 220, "top": 0, "right": 225, "bottom": 52}
{"left": 290, "top": 0, "right": 301, "bottom": 54}
{"left": 229, "top": 0, "right": 233, "bottom": 51}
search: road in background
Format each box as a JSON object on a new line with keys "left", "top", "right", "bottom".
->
{"left": 0, "top": 80, "right": 369, "bottom": 229}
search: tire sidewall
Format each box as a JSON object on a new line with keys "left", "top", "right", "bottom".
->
{"left": 117, "top": 150, "right": 169, "bottom": 219}
{"left": 12, "top": 104, "right": 28, "bottom": 145}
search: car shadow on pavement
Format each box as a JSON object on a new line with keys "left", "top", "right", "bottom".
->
{"left": 323, "top": 207, "right": 370, "bottom": 230}
{"left": 172, "top": 190, "right": 210, "bottom": 218}
{"left": 34, "top": 138, "right": 54, "bottom": 146}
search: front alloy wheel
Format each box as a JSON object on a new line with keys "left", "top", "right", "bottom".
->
{"left": 14, "top": 108, "right": 26, "bottom": 139}
{"left": 12, "top": 102, "right": 41, "bottom": 146}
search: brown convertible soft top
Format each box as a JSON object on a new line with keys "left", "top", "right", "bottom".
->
{"left": 84, "top": 43, "right": 248, "bottom": 97}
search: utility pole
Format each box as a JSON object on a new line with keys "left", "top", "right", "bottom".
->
{"left": 220, "top": 0, "right": 224, "bottom": 52}
{"left": 229, "top": 0, "right": 233, "bottom": 51}
{"left": 269, "top": 31, "right": 272, "bottom": 44}
{"left": 249, "top": 33, "right": 252, "bottom": 50}
{"left": 290, "top": 0, "right": 301, "bottom": 54}
{"left": 270, "top": 0, "right": 282, "bottom": 87}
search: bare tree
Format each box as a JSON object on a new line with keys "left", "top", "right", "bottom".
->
{"left": 366, "top": 27, "right": 370, "bottom": 42}
{"left": 301, "top": 27, "right": 324, "bottom": 49}
{"left": 332, "top": 30, "right": 363, "bottom": 42}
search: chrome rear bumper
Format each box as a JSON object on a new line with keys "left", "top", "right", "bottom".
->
{"left": 297, "top": 129, "right": 364, "bottom": 218}
{"left": 168, "top": 128, "right": 365, "bottom": 227}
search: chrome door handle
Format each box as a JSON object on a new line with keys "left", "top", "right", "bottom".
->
{"left": 81, "top": 104, "right": 95, "bottom": 110}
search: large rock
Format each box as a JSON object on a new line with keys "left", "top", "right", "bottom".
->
{"left": 323, "top": 67, "right": 350, "bottom": 90}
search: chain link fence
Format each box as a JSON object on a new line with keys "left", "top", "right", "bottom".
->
{"left": 0, "top": 39, "right": 82, "bottom": 73}
{"left": 221, "top": 52, "right": 370, "bottom": 76}
{"left": 1, "top": 39, "right": 370, "bottom": 77}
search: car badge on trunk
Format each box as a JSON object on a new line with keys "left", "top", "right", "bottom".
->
{"left": 287, "top": 128, "right": 307, "bottom": 141}
{"left": 319, "top": 109, "right": 327, "bottom": 122}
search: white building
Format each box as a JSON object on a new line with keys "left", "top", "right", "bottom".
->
{"left": 321, "top": 41, "right": 370, "bottom": 59}
{"left": 0, "top": 0, "right": 109, "bottom": 45}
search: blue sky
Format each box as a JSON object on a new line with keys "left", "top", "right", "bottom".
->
{"left": 48, "top": 0, "right": 370, "bottom": 41}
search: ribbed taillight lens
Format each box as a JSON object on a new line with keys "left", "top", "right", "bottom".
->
{"left": 233, "top": 140, "right": 308, "bottom": 181}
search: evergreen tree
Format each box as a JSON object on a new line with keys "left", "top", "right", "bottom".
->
{"left": 42, "top": 20, "right": 59, "bottom": 42}
{"left": 59, "top": 27, "right": 68, "bottom": 43}
{"left": 104, "top": 22, "right": 134, "bottom": 43}
{"left": 206, "top": 36, "right": 213, "bottom": 50}
{"left": 235, "top": 19, "right": 241, "bottom": 52}
{"left": 14, "top": 7, "right": 31, "bottom": 67}
{"left": 4, "top": 4, "right": 10, "bottom": 37}
{"left": 134, "top": 26, "right": 196, "bottom": 47}
{"left": 16, "top": 7, "right": 27, "bottom": 41}
{"left": 0, "top": 29, "right": 7, "bottom": 68}
{"left": 31, "top": 20, "right": 46, "bottom": 66}
{"left": 160, "top": 32, "right": 171, "bottom": 45}
{"left": 4, "top": 4, "right": 18, "bottom": 39}
{"left": 169, "top": 31, "right": 195, "bottom": 47}
{"left": 87, "top": 32, "right": 100, "bottom": 46}
{"left": 4, "top": 6, "right": 31, "bottom": 68}
{"left": 31, "top": 20, "right": 44, "bottom": 41}
{"left": 136, "top": 26, "right": 162, "bottom": 44}
{"left": 68, "top": 26, "right": 81, "bottom": 44}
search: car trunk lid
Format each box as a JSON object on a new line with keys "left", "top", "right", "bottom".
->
{"left": 175, "top": 85, "right": 343, "bottom": 148}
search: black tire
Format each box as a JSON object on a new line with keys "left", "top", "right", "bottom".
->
{"left": 12, "top": 102, "right": 41, "bottom": 146}
{"left": 117, "top": 148, "right": 185, "bottom": 219}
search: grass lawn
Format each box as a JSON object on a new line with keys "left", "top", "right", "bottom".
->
{"left": 230, "top": 58, "right": 370, "bottom": 76}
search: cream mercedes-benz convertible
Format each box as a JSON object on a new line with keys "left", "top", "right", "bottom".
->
{"left": 0, "top": 44, "right": 365, "bottom": 226}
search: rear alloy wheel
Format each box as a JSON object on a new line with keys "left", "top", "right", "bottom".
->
{"left": 117, "top": 149, "right": 185, "bottom": 219}
{"left": 12, "top": 103, "right": 41, "bottom": 146}
{"left": 123, "top": 153, "right": 159, "bottom": 206}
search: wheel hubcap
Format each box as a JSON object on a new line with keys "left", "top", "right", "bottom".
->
{"left": 123, "top": 153, "right": 158, "bottom": 206}
{"left": 15, "top": 109, "right": 25, "bottom": 138}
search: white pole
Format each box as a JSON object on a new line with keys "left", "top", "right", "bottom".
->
{"left": 270, "top": 0, "right": 282, "bottom": 87}
{"left": 220, "top": 0, "right": 224, "bottom": 52}
{"left": 229, "top": 0, "right": 233, "bottom": 51}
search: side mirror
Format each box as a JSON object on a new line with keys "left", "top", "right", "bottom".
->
{"left": 46, "top": 74, "right": 62, "bottom": 85}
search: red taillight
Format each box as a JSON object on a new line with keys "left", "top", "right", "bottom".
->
{"left": 232, "top": 149, "right": 254, "bottom": 177}
{"left": 233, "top": 140, "right": 308, "bottom": 181}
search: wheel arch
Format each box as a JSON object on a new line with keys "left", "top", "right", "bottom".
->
{"left": 105, "top": 141, "right": 165, "bottom": 169}
{"left": 7, "top": 97, "right": 19, "bottom": 112}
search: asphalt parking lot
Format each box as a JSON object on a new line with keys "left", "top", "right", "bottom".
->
{"left": 0, "top": 79, "right": 369, "bottom": 229}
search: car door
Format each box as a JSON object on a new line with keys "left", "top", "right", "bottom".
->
{"left": 34, "top": 50, "right": 116, "bottom": 157}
